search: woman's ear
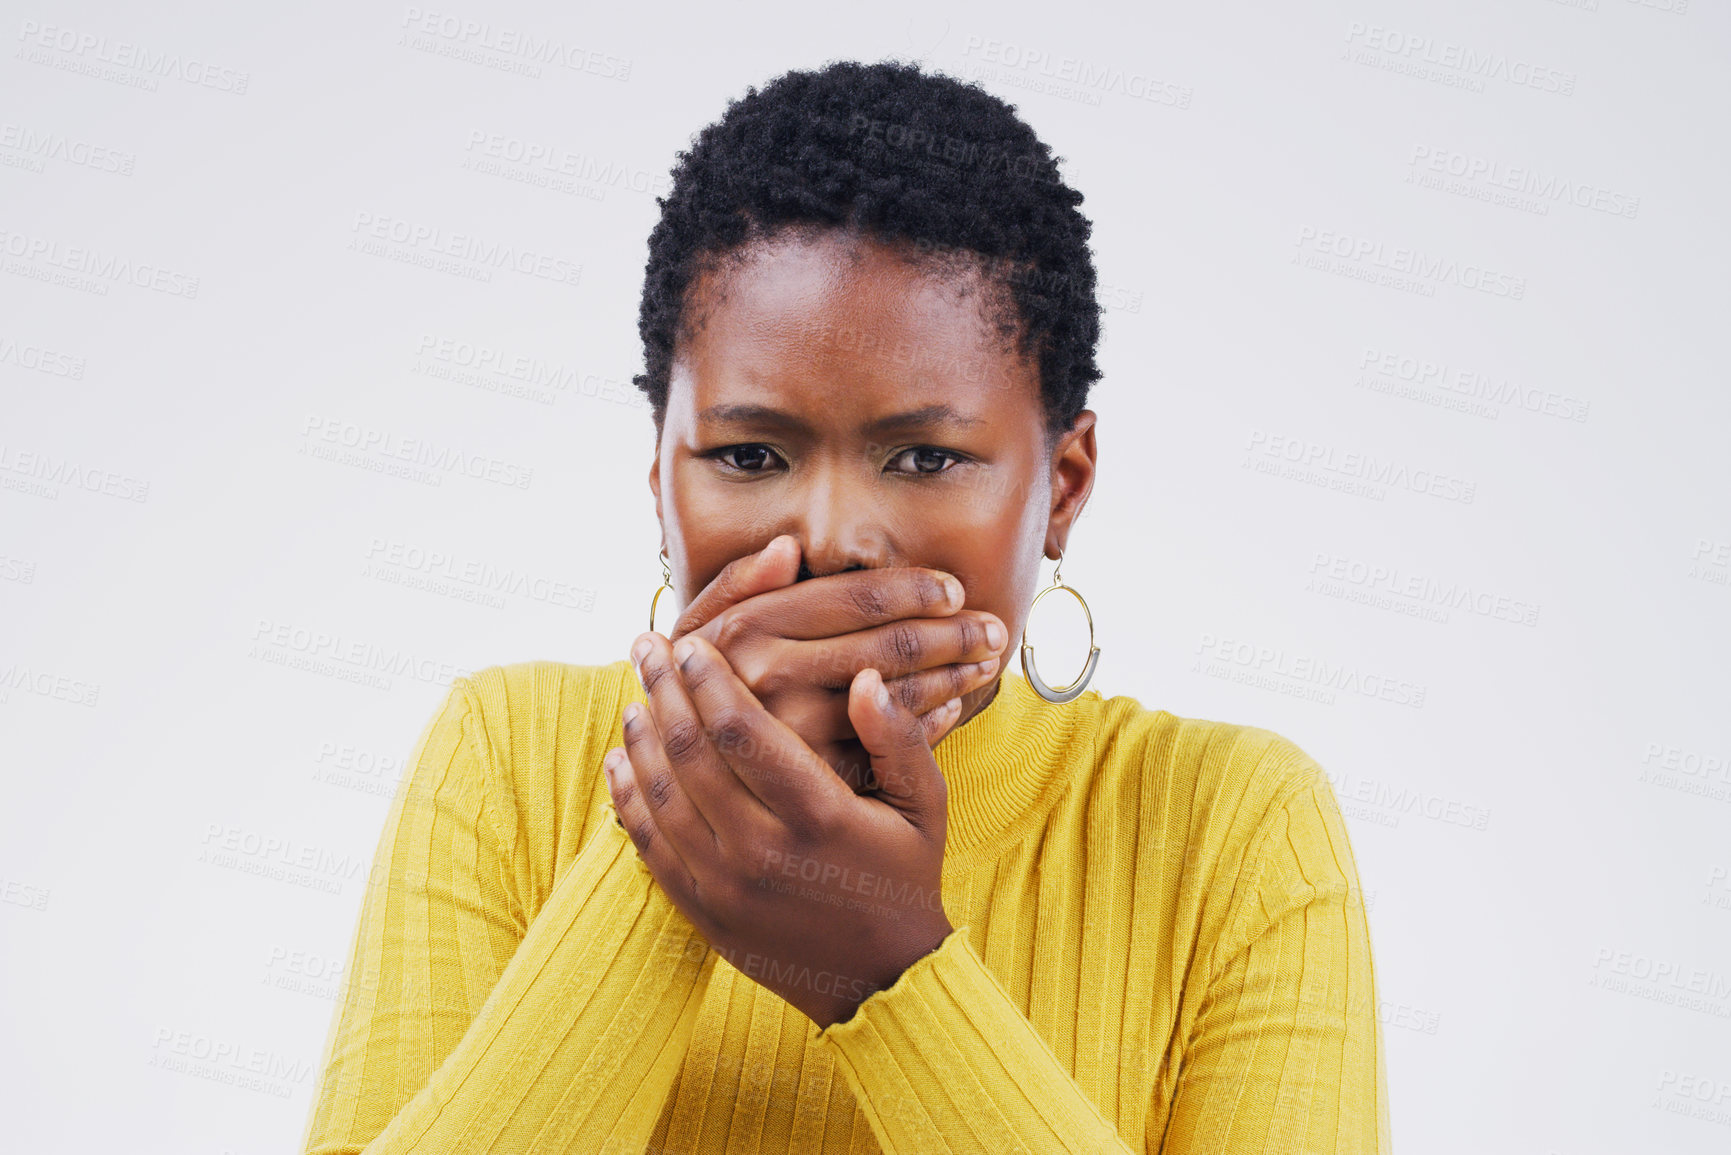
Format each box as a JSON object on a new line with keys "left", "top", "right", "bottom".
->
{"left": 1046, "top": 410, "right": 1098, "bottom": 559}
{"left": 647, "top": 438, "right": 663, "bottom": 523}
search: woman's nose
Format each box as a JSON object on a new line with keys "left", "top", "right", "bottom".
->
{"left": 788, "top": 469, "right": 888, "bottom": 579}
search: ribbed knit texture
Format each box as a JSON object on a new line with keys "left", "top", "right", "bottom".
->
{"left": 301, "top": 659, "right": 1391, "bottom": 1153}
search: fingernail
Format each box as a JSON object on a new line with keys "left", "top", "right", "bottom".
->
{"left": 673, "top": 638, "right": 696, "bottom": 667}
{"left": 984, "top": 619, "right": 1007, "bottom": 650}
{"left": 624, "top": 703, "right": 641, "bottom": 727}
{"left": 973, "top": 655, "right": 1000, "bottom": 676}
{"left": 942, "top": 575, "right": 964, "bottom": 608}
{"left": 944, "top": 697, "right": 962, "bottom": 716}
{"left": 766, "top": 534, "right": 795, "bottom": 561}
{"left": 873, "top": 671, "right": 891, "bottom": 709}
{"left": 631, "top": 635, "right": 652, "bottom": 665}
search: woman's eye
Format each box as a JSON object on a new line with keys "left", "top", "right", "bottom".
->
{"left": 715, "top": 445, "right": 782, "bottom": 472}
{"left": 890, "top": 447, "right": 963, "bottom": 475}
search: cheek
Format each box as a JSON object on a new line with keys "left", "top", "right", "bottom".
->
{"left": 664, "top": 496, "right": 769, "bottom": 597}
{"left": 917, "top": 519, "right": 1028, "bottom": 608}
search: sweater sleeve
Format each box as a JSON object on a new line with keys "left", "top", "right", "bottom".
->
{"left": 810, "top": 923, "right": 1138, "bottom": 1153}
{"left": 808, "top": 762, "right": 1391, "bottom": 1154}
{"left": 300, "top": 677, "right": 716, "bottom": 1155}
{"left": 1159, "top": 777, "right": 1392, "bottom": 1154}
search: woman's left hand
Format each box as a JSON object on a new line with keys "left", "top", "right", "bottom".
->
{"left": 604, "top": 630, "right": 957, "bottom": 1029}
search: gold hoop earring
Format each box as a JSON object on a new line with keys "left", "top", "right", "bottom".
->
{"left": 1019, "top": 547, "right": 1100, "bottom": 704}
{"left": 648, "top": 546, "right": 675, "bottom": 634}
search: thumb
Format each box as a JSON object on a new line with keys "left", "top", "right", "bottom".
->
{"left": 670, "top": 534, "right": 800, "bottom": 638}
{"left": 848, "top": 667, "right": 952, "bottom": 838}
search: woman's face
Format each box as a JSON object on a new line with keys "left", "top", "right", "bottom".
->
{"left": 648, "top": 228, "right": 1097, "bottom": 729}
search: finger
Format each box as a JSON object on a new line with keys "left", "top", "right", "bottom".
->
{"left": 732, "top": 609, "right": 1008, "bottom": 701}
{"left": 668, "top": 534, "right": 801, "bottom": 641}
{"left": 672, "top": 634, "right": 852, "bottom": 835}
{"left": 619, "top": 643, "right": 730, "bottom": 876}
{"left": 843, "top": 611, "right": 1007, "bottom": 686}
{"left": 603, "top": 743, "right": 692, "bottom": 895}
{"left": 699, "top": 564, "right": 968, "bottom": 654}
{"left": 889, "top": 654, "right": 1001, "bottom": 724}
{"left": 910, "top": 676, "right": 995, "bottom": 748}
{"left": 764, "top": 611, "right": 1004, "bottom": 704}
{"left": 848, "top": 668, "right": 950, "bottom": 840}
{"left": 637, "top": 633, "right": 772, "bottom": 848}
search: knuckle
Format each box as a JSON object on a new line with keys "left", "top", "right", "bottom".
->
{"left": 955, "top": 615, "right": 985, "bottom": 652}
{"left": 661, "top": 716, "right": 707, "bottom": 762}
{"left": 893, "top": 675, "right": 924, "bottom": 712}
{"left": 612, "top": 776, "right": 638, "bottom": 812}
{"left": 735, "top": 652, "right": 775, "bottom": 696}
{"left": 713, "top": 609, "right": 750, "bottom": 654}
{"left": 709, "top": 708, "right": 753, "bottom": 755}
{"left": 708, "top": 560, "right": 742, "bottom": 607}
{"left": 886, "top": 622, "right": 923, "bottom": 667}
{"left": 788, "top": 798, "right": 839, "bottom": 845}
{"left": 647, "top": 771, "right": 675, "bottom": 810}
{"left": 849, "top": 581, "right": 892, "bottom": 622}
{"left": 639, "top": 656, "right": 675, "bottom": 694}
{"left": 719, "top": 554, "right": 751, "bottom": 591}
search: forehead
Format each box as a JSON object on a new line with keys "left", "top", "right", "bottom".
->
{"left": 669, "top": 231, "right": 1040, "bottom": 423}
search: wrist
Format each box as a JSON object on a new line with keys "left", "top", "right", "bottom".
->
{"left": 806, "top": 914, "right": 956, "bottom": 1030}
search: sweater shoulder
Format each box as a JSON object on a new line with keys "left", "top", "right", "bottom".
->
{"left": 1078, "top": 689, "right": 1340, "bottom": 983}
{"left": 453, "top": 658, "right": 639, "bottom": 911}
{"left": 1085, "top": 686, "right": 1329, "bottom": 865}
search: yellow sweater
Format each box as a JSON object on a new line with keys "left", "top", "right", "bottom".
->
{"left": 302, "top": 659, "right": 1391, "bottom": 1153}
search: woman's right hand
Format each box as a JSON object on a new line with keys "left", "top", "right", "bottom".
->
{"left": 652, "top": 535, "right": 1008, "bottom": 793}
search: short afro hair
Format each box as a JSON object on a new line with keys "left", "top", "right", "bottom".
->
{"left": 633, "top": 58, "right": 1102, "bottom": 447}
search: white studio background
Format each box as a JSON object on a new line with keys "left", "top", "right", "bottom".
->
{"left": 1, "top": 2, "right": 1726, "bottom": 1153}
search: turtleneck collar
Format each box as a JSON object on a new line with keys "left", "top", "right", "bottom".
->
{"left": 930, "top": 670, "right": 1082, "bottom": 869}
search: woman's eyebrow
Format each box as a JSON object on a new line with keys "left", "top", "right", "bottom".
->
{"left": 697, "top": 403, "right": 984, "bottom": 433}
